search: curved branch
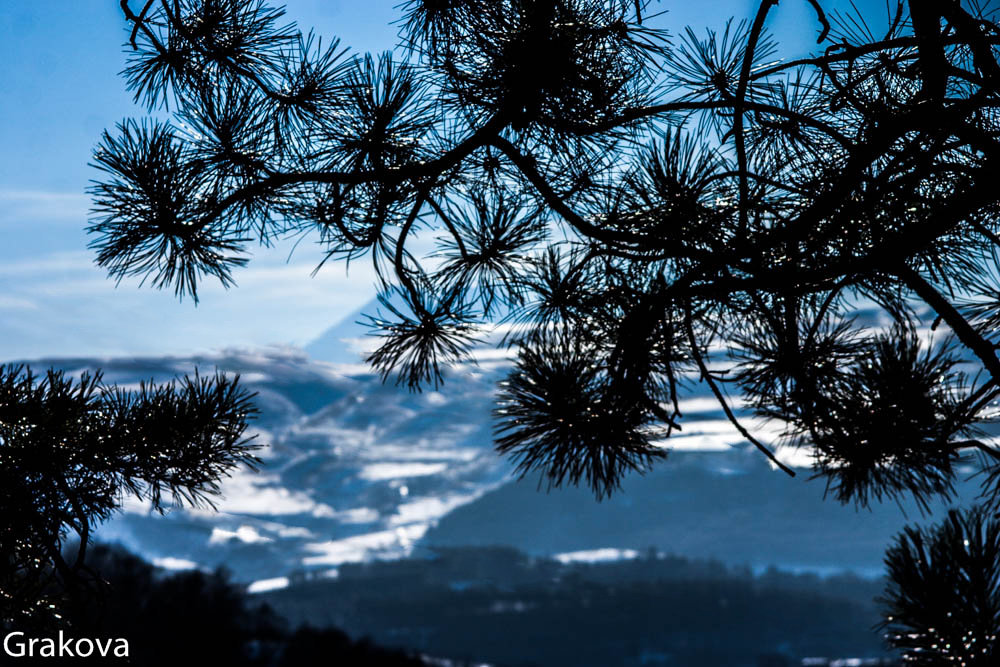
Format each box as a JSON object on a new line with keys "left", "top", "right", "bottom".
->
{"left": 749, "top": 35, "right": 1000, "bottom": 81}
{"left": 491, "top": 136, "right": 722, "bottom": 259}
{"left": 804, "top": 0, "right": 831, "bottom": 43}
{"left": 490, "top": 136, "right": 638, "bottom": 246}
{"left": 940, "top": 3, "right": 1000, "bottom": 94}
{"left": 201, "top": 116, "right": 506, "bottom": 227}
{"left": 393, "top": 190, "right": 430, "bottom": 307}
{"left": 584, "top": 100, "right": 854, "bottom": 148}
{"left": 704, "top": 170, "right": 812, "bottom": 196}
{"left": 121, "top": 0, "right": 165, "bottom": 54}
{"left": 898, "top": 265, "right": 1000, "bottom": 384}
{"left": 426, "top": 196, "right": 469, "bottom": 261}
{"left": 733, "top": 1, "right": 779, "bottom": 232}
{"left": 684, "top": 304, "right": 797, "bottom": 476}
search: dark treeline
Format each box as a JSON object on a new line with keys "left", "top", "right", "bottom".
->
{"left": 11, "top": 544, "right": 427, "bottom": 666}
{"left": 6, "top": 543, "right": 901, "bottom": 666}
{"left": 0, "top": 545, "right": 896, "bottom": 667}
{"left": 263, "top": 546, "right": 899, "bottom": 667}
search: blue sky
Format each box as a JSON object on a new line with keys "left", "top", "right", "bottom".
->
{"left": 0, "top": 0, "right": 871, "bottom": 361}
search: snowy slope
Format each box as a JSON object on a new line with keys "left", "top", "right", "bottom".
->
{"left": 29, "top": 345, "right": 507, "bottom": 582}
{"left": 12, "top": 302, "right": 982, "bottom": 586}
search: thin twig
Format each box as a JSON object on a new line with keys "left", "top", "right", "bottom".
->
{"left": 899, "top": 265, "right": 1000, "bottom": 384}
{"left": 684, "top": 305, "right": 797, "bottom": 476}
{"left": 120, "top": 0, "right": 165, "bottom": 54}
{"left": 804, "top": 0, "right": 831, "bottom": 43}
{"left": 733, "top": 1, "right": 779, "bottom": 234}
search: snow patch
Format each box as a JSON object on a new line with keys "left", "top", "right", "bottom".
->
{"left": 153, "top": 556, "right": 199, "bottom": 571}
{"left": 209, "top": 525, "right": 273, "bottom": 545}
{"left": 247, "top": 577, "right": 289, "bottom": 594}
{"left": 554, "top": 548, "right": 640, "bottom": 564}
{"left": 303, "top": 524, "right": 430, "bottom": 565}
{"left": 425, "top": 391, "right": 448, "bottom": 406}
{"left": 389, "top": 494, "right": 481, "bottom": 527}
{"left": 358, "top": 462, "right": 449, "bottom": 481}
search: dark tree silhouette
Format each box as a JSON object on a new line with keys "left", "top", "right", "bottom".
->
{"left": 0, "top": 365, "right": 258, "bottom": 629}
{"left": 56, "top": 543, "right": 429, "bottom": 666}
{"left": 92, "top": 0, "right": 1000, "bottom": 651}
{"left": 881, "top": 507, "right": 1000, "bottom": 665}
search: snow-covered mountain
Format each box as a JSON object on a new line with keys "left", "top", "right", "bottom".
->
{"left": 17, "top": 302, "right": 982, "bottom": 588}
{"left": 61, "top": 344, "right": 509, "bottom": 583}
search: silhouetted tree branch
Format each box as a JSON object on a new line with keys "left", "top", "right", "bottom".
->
{"left": 1, "top": 365, "right": 259, "bottom": 628}
{"left": 881, "top": 506, "right": 1000, "bottom": 665}
{"left": 89, "top": 0, "right": 1000, "bottom": 511}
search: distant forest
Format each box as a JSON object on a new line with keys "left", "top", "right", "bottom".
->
{"left": 262, "top": 546, "right": 898, "bottom": 667}
{"left": 28, "top": 544, "right": 425, "bottom": 667}
{"left": 33, "top": 543, "right": 899, "bottom": 666}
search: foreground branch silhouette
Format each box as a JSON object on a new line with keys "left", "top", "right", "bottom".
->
{"left": 0, "top": 366, "right": 258, "bottom": 628}
{"left": 90, "top": 0, "right": 1000, "bottom": 658}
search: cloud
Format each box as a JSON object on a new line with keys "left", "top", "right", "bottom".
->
{"left": 0, "top": 243, "right": 379, "bottom": 360}
{"left": 0, "top": 189, "right": 89, "bottom": 224}
{"left": 0, "top": 296, "right": 38, "bottom": 310}
{"left": 0, "top": 188, "right": 481, "bottom": 360}
{"left": 0, "top": 251, "right": 96, "bottom": 277}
